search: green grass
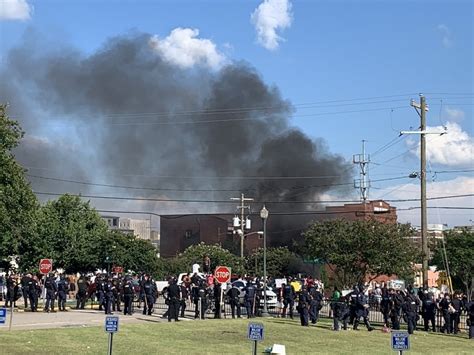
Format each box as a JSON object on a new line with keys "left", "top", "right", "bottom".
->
{"left": 0, "top": 318, "right": 471, "bottom": 354}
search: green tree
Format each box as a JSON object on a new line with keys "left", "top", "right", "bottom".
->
{"left": 0, "top": 105, "right": 38, "bottom": 270}
{"left": 303, "top": 219, "right": 419, "bottom": 289}
{"left": 172, "top": 243, "right": 246, "bottom": 275}
{"left": 21, "top": 194, "right": 109, "bottom": 272}
{"left": 431, "top": 228, "right": 473, "bottom": 300}
{"left": 246, "top": 247, "right": 303, "bottom": 277}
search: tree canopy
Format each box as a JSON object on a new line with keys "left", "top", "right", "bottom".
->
{"left": 431, "top": 228, "right": 473, "bottom": 300}
{"left": 303, "top": 219, "right": 419, "bottom": 288}
{"left": 0, "top": 105, "right": 38, "bottom": 269}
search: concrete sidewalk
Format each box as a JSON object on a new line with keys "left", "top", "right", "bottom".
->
{"left": 0, "top": 308, "right": 190, "bottom": 331}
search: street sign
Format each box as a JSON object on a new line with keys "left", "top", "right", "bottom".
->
{"left": 391, "top": 331, "right": 409, "bottom": 352}
{"left": 0, "top": 308, "right": 6, "bottom": 325}
{"left": 248, "top": 322, "right": 264, "bottom": 341}
{"left": 39, "top": 259, "right": 53, "bottom": 275}
{"left": 214, "top": 266, "right": 231, "bottom": 284}
{"left": 105, "top": 316, "right": 119, "bottom": 333}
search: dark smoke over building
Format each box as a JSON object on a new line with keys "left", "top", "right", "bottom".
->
{"left": 1, "top": 31, "right": 353, "bottom": 219}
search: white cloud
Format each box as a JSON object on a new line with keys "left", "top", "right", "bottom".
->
{"left": 444, "top": 107, "right": 465, "bottom": 122}
{"left": 408, "top": 122, "right": 474, "bottom": 167}
{"left": 251, "top": 0, "right": 293, "bottom": 50}
{"left": 0, "top": 0, "right": 32, "bottom": 20}
{"left": 373, "top": 176, "right": 474, "bottom": 227}
{"left": 437, "top": 24, "right": 452, "bottom": 48}
{"left": 149, "top": 28, "right": 226, "bottom": 70}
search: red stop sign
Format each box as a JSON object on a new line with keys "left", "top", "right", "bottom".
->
{"left": 214, "top": 266, "right": 231, "bottom": 284}
{"left": 39, "top": 259, "right": 53, "bottom": 274}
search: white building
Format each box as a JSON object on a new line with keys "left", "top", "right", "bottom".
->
{"left": 119, "top": 218, "right": 151, "bottom": 240}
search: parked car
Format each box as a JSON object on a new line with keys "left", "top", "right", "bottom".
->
{"left": 231, "top": 280, "right": 278, "bottom": 309}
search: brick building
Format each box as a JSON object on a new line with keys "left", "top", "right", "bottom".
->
{"left": 160, "top": 200, "right": 398, "bottom": 257}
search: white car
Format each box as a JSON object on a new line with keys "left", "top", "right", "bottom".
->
{"left": 231, "top": 280, "right": 278, "bottom": 309}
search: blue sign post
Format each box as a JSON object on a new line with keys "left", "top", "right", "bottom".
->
{"left": 248, "top": 322, "right": 264, "bottom": 355}
{"left": 0, "top": 308, "right": 6, "bottom": 325}
{"left": 391, "top": 331, "right": 409, "bottom": 354}
{"left": 105, "top": 316, "right": 119, "bottom": 355}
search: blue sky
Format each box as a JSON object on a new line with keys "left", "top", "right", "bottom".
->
{"left": 1, "top": 0, "right": 472, "bottom": 226}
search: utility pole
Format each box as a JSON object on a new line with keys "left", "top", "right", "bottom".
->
{"left": 230, "top": 193, "right": 254, "bottom": 258}
{"left": 353, "top": 140, "right": 370, "bottom": 202}
{"left": 401, "top": 94, "right": 446, "bottom": 287}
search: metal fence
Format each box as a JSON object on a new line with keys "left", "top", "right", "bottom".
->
{"left": 151, "top": 298, "right": 468, "bottom": 332}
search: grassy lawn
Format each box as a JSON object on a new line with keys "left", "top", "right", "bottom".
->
{"left": 0, "top": 318, "right": 471, "bottom": 354}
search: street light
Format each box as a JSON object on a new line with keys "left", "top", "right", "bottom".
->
{"left": 260, "top": 205, "right": 270, "bottom": 317}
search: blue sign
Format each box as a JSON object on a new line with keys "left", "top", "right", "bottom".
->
{"left": 105, "top": 316, "right": 119, "bottom": 333}
{"left": 391, "top": 331, "right": 409, "bottom": 351}
{"left": 0, "top": 308, "right": 6, "bottom": 325}
{"left": 247, "top": 322, "right": 264, "bottom": 342}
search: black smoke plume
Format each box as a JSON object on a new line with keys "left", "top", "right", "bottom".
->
{"left": 1, "top": 31, "right": 353, "bottom": 221}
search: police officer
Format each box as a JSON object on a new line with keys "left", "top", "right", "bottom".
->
{"left": 167, "top": 278, "right": 181, "bottom": 322}
{"left": 112, "top": 276, "right": 122, "bottom": 312}
{"left": 390, "top": 289, "right": 403, "bottom": 330}
{"left": 467, "top": 299, "right": 474, "bottom": 339}
{"left": 104, "top": 276, "right": 114, "bottom": 315}
{"left": 309, "top": 285, "right": 323, "bottom": 324}
{"left": 451, "top": 293, "right": 463, "bottom": 334}
{"left": 402, "top": 288, "right": 419, "bottom": 334}
{"left": 353, "top": 285, "right": 374, "bottom": 331}
{"left": 4, "top": 273, "right": 17, "bottom": 308}
{"left": 281, "top": 282, "right": 295, "bottom": 319}
{"left": 122, "top": 276, "right": 134, "bottom": 315}
{"left": 244, "top": 280, "right": 256, "bottom": 319}
{"left": 57, "top": 275, "right": 69, "bottom": 311}
{"left": 332, "top": 295, "right": 350, "bottom": 331}
{"left": 213, "top": 279, "right": 222, "bottom": 319}
{"left": 44, "top": 273, "right": 57, "bottom": 312}
{"left": 76, "top": 274, "right": 88, "bottom": 309}
{"left": 422, "top": 292, "right": 437, "bottom": 332}
{"left": 179, "top": 282, "right": 189, "bottom": 318}
{"left": 227, "top": 283, "right": 241, "bottom": 319}
{"left": 439, "top": 293, "right": 452, "bottom": 334}
{"left": 95, "top": 275, "right": 106, "bottom": 311}
{"left": 380, "top": 287, "right": 393, "bottom": 328}
{"left": 27, "top": 275, "right": 40, "bottom": 312}
{"left": 297, "top": 285, "right": 310, "bottom": 326}
{"left": 142, "top": 275, "right": 155, "bottom": 315}
{"left": 20, "top": 273, "right": 31, "bottom": 309}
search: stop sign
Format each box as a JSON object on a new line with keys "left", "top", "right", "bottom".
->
{"left": 214, "top": 266, "right": 231, "bottom": 284}
{"left": 39, "top": 259, "right": 53, "bottom": 275}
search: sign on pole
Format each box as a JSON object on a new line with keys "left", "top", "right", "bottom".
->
{"left": 0, "top": 308, "right": 6, "bottom": 325}
{"left": 248, "top": 322, "right": 264, "bottom": 355}
{"left": 214, "top": 266, "right": 231, "bottom": 284}
{"left": 391, "top": 331, "right": 409, "bottom": 354}
{"left": 39, "top": 259, "right": 53, "bottom": 275}
{"left": 105, "top": 316, "right": 119, "bottom": 355}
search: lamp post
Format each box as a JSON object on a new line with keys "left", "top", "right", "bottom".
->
{"left": 260, "top": 205, "right": 270, "bottom": 317}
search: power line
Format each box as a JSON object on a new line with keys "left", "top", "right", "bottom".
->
{"left": 33, "top": 191, "right": 474, "bottom": 204}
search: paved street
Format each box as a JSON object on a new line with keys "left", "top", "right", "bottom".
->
{"left": 0, "top": 308, "right": 184, "bottom": 331}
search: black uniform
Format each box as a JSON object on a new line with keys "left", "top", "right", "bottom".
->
{"left": 76, "top": 276, "right": 88, "bottom": 309}
{"left": 439, "top": 296, "right": 452, "bottom": 334}
{"left": 104, "top": 279, "right": 115, "bottom": 315}
{"left": 353, "top": 290, "right": 374, "bottom": 331}
{"left": 122, "top": 278, "right": 135, "bottom": 315}
{"left": 27, "top": 278, "right": 40, "bottom": 312}
{"left": 179, "top": 284, "right": 189, "bottom": 317}
{"left": 96, "top": 277, "right": 106, "bottom": 311}
{"left": 142, "top": 279, "right": 155, "bottom": 315}
{"left": 281, "top": 284, "right": 295, "bottom": 319}
{"left": 167, "top": 281, "right": 181, "bottom": 322}
{"left": 297, "top": 289, "right": 310, "bottom": 326}
{"left": 227, "top": 285, "right": 241, "bottom": 318}
{"left": 451, "top": 297, "right": 463, "bottom": 334}
{"left": 5, "top": 275, "right": 17, "bottom": 308}
{"left": 213, "top": 283, "right": 222, "bottom": 319}
{"left": 309, "top": 287, "right": 323, "bottom": 324}
{"left": 44, "top": 276, "right": 57, "bottom": 312}
{"left": 244, "top": 283, "right": 257, "bottom": 319}
{"left": 331, "top": 297, "right": 350, "bottom": 330}
{"left": 422, "top": 295, "right": 437, "bottom": 332}
{"left": 380, "top": 289, "right": 392, "bottom": 328}
{"left": 467, "top": 300, "right": 474, "bottom": 339}
{"left": 57, "top": 277, "right": 69, "bottom": 311}
{"left": 112, "top": 278, "right": 122, "bottom": 312}
{"left": 402, "top": 293, "right": 419, "bottom": 334}
{"left": 390, "top": 291, "right": 404, "bottom": 330}
{"left": 21, "top": 275, "right": 31, "bottom": 309}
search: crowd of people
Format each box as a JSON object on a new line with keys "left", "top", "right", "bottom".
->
{"left": 1, "top": 270, "right": 473, "bottom": 339}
